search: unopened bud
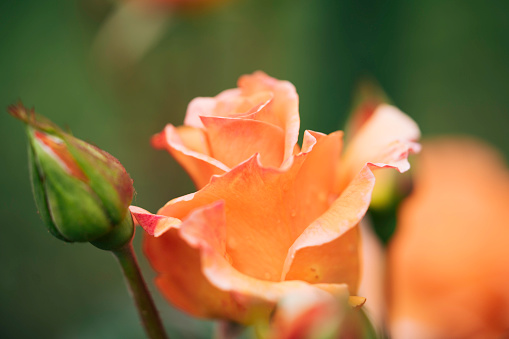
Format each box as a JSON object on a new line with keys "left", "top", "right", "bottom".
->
{"left": 9, "top": 103, "right": 135, "bottom": 250}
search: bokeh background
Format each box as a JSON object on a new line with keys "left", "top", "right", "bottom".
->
{"left": 1, "top": 0, "right": 508, "bottom": 338}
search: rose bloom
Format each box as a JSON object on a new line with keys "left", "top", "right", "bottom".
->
{"left": 388, "top": 138, "right": 509, "bottom": 339}
{"left": 132, "top": 72, "right": 420, "bottom": 325}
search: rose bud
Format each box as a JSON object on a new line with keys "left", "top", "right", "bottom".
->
{"left": 8, "top": 103, "right": 135, "bottom": 250}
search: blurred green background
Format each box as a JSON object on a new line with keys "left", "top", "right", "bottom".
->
{"left": 1, "top": 0, "right": 508, "bottom": 337}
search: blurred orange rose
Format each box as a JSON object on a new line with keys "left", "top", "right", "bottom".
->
{"left": 132, "top": 73, "right": 420, "bottom": 325}
{"left": 389, "top": 138, "right": 509, "bottom": 339}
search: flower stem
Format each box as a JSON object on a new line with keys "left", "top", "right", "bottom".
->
{"left": 112, "top": 243, "right": 168, "bottom": 339}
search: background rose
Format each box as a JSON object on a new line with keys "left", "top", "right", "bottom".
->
{"left": 151, "top": 71, "right": 300, "bottom": 188}
{"left": 388, "top": 138, "right": 509, "bottom": 339}
{"left": 132, "top": 74, "right": 420, "bottom": 325}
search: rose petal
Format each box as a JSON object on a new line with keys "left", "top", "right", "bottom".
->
{"left": 336, "top": 104, "right": 420, "bottom": 193}
{"left": 289, "top": 130, "right": 343, "bottom": 237}
{"left": 200, "top": 115, "right": 286, "bottom": 168}
{"left": 151, "top": 124, "right": 229, "bottom": 188}
{"left": 184, "top": 89, "right": 274, "bottom": 129}
{"left": 156, "top": 131, "right": 341, "bottom": 282}
{"left": 238, "top": 71, "right": 300, "bottom": 161}
{"left": 281, "top": 164, "right": 385, "bottom": 293}
{"left": 129, "top": 205, "right": 181, "bottom": 237}
{"left": 144, "top": 201, "right": 350, "bottom": 324}
{"left": 268, "top": 286, "right": 347, "bottom": 339}
{"left": 183, "top": 96, "right": 219, "bottom": 129}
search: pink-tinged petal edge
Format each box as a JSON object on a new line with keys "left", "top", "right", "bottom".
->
{"left": 337, "top": 104, "right": 421, "bottom": 193}
{"left": 130, "top": 205, "right": 181, "bottom": 237}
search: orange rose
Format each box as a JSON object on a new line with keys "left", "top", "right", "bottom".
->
{"left": 151, "top": 71, "right": 300, "bottom": 189}
{"left": 132, "top": 73, "right": 420, "bottom": 325}
{"left": 388, "top": 138, "right": 509, "bottom": 338}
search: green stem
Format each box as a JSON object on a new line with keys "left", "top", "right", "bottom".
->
{"left": 112, "top": 243, "right": 168, "bottom": 339}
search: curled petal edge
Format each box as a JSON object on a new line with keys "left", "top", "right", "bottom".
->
{"left": 337, "top": 104, "right": 421, "bottom": 192}
{"left": 281, "top": 161, "right": 413, "bottom": 284}
{"left": 151, "top": 124, "right": 230, "bottom": 188}
{"left": 152, "top": 124, "right": 230, "bottom": 172}
{"left": 199, "top": 114, "right": 286, "bottom": 169}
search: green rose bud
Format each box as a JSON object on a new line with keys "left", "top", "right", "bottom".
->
{"left": 8, "top": 103, "right": 135, "bottom": 250}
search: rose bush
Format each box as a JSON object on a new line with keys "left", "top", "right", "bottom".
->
{"left": 132, "top": 72, "right": 420, "bottom": 325}
{"left": 388, "top": 138, "right": 509, "bottom": 339}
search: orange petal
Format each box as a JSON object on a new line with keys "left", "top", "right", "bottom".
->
{"left": 200, "top": 115, "right": 285, "bottom": 168}
{"left": 151, "top": 124, "right": 229, "bottom": 189}
{"left": 184, "top": 96, "right": 218, "bottom": 128}
{"left": 143, "top": 201, "right": 350, "bottom": 324}
{"left": 289, "top": 130, "right": 343, "bottom": 238}
{"left": 238, "top": 71, "right": 300, "bottom": 161}
{"left": 144, "top": 201, "right": 250, "bottom": 321}
{"left": 184, "top": 89, "right": 273, "bottom": 128}
{"left": 157, "top": 131, "right": 341, "bottom": 283}
{"left": 389, "top": 138, "right": 509, "bottom": 339}
{"left": 281, "top": 164, "right": 381, "bottom": 293}
{"left": 337, "top": 104, "right": 420, "bottom": 193}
